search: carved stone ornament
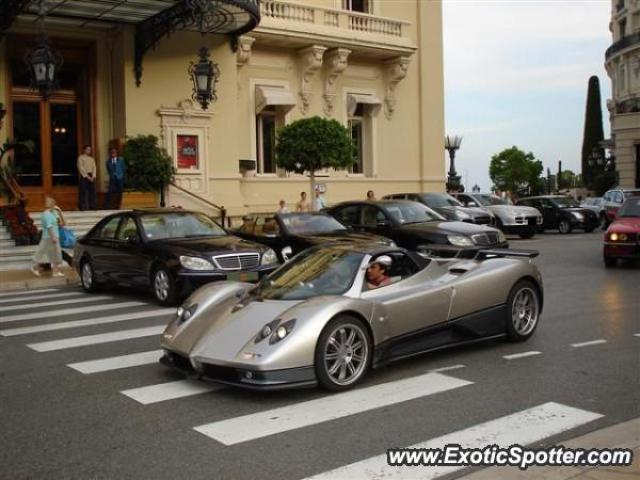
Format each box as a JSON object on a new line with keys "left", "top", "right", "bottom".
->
{"left": 236, "top": 36, "right": 255, "bottom": 66}
{"left": 383, "top": 56, "right": 411, "bottom": 120}
{"left": 298, "top": 45, "right": 327, "bottom": 115}
{"left": 323, "top": 48, "right": 351, "bottom": 116}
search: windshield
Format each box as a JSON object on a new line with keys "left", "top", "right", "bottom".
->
{"left": 384, "top": 202, "right": 444, "bottom": 224}
{"left": 475, "top": 194, "right": 508, "bottom": 206}
{"left": 255, "top": 248, "right": 365, "bottom": 300}
{"left": 421, "top": 193, "right": 463, "bottom": 208}
{"left": 281, "top": 213, "right": 347, "bottom": 235}
{"left": 551, "top": 197, "right": 580, "bottom": 208}
{"left": 139, "top": 212, "right": 226, "bottom": 240}
{"left": 618, "top": 198, "right": 640, "bottom": 217}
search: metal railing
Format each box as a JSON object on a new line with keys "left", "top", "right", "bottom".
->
{"left": 169, "top": 181, "right": 228, "bottom": 227}
{"left": 605, "top": 32, "right": 640, "bottom": 60}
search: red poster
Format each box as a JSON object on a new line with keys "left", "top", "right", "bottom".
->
{"left": 177, "top": 135, "right": 199, "bottom": 169}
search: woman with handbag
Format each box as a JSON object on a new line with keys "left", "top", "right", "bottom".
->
{"left": 32, "top": 196, "right": 65, "bottom": 277}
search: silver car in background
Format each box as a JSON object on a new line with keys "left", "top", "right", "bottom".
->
{"left": 580, "top": 197, "right": 606, "bottom": 228}
{"left": 453, "top": 193, "right": 543, "bottom": 239}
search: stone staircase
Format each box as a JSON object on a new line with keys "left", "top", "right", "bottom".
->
{"left": 0, "top": 210, "right": 120, "bottom": 272}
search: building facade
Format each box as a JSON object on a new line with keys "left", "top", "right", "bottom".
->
{"left": 605, "top": 0, "right": 640, "bottom": 188}
{"left": 0, "top": 0, "right": 445, "bottom": 215}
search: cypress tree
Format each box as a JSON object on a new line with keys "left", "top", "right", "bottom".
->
{"left": 581, "top": 76, "right": 604, "bottom": 190}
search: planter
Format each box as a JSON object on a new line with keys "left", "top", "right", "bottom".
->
{"left": 121, "top": 191, "right": 158, "bottom": 209}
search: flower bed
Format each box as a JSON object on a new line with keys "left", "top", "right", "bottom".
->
{"left": 0, "top": 204, "right": 39, "bottom": 246}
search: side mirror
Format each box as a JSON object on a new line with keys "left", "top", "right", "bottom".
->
{"left": 376, "top": 220, "right": 390, "bottom": 228}
{"left": 281, "top": 246, "right": 293, "bottom": 262}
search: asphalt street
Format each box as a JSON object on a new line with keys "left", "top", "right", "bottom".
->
{"left": 0, "top": 231, "right": 638, "bottom": 480}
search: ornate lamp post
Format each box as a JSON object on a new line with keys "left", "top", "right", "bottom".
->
{"left": 444, "top": 135, "right": 463, "bottom": 192}
{"left": 188, "top": 47, "right": 220, "bottom": 110}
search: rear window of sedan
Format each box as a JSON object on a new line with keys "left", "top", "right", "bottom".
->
{"left": 139, "top": 213, "right": 226, "bottom": 240}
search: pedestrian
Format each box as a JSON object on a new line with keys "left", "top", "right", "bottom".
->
{"left": 104, "top": 147, "right": 126, "bottom": 210}
{"left": 77, "top": 144, "right": 97, "bottom": 210}
{"left": 314, "top": 187, "right": 326, "bottom": 210}
{"left": 277, "top": 200, "right": 289, "bottom": 214}
{"left": 296, "top": 192, "right": 310, "bottom": 212}
{"left": 366, "top": 190, "right": 376, "bottom": 200}
{"left": 52, "top": 204, "right": 74, "bottom": 266}
{"left": 31, "top": 196, "right": 65, "bottom": 277}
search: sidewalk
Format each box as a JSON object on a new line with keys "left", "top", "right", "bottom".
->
{"left": 459, "top": 417, "right": 639, "bottom": 480}
{"left": 0, "top": 266, "right": 79, "bottom": 292}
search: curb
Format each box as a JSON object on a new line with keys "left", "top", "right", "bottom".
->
{"left": 0, "top": 268, "right": 79, "bottom": 293}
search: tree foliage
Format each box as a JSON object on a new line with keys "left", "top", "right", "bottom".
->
{"left": 489, "top": 146, "right": 545, "bottom": 196}
{"left": 122, "top": 135, "right": 175, "bottom": 193}
{"left": 581, "top": 76, "right": 604, "bottom": 190}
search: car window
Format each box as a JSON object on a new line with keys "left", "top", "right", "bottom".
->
{"left": 140, "top": 212, "right": 226, "bottom": 240}
{"left": 116, "top": 217, "right": 139, "bottom": 241}
{"left": 97, "top": 216, "right": 121, "bottom": 240}
{"left": 618, "top": 198, "right": 640, "bottom": 217}
{"left": 456, "top": 194, "right": 472, "bottom": 204}
{"left": 603, "top": 192, "right": 612, "bottom": 201}
{"left": 363, "top": 251, "right": 422, "bottom": 291}
{"left": 361, "top": 206, "right": 387, "bottom": 226}
{"left": 281, "top": 214, "right": 346, "bottom": 235}
{"left": 332, "top": 205, "right": 360, "bottom": 226}
{"left": 614, "top": 192, "right": 623, "bottom": 203}
{"left": 383, "top": 202, "right": 442, "bottom": 224}
{"left": 255, "top": 216, "right": 280, "bottom": 236}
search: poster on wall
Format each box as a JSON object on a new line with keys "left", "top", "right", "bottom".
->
{"left": 177, "top": 134, "right": 199, "bottom": 170}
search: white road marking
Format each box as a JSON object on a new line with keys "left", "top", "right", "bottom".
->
{"left": 27, "top": 325, "right": 165, "bottom": 352}
{"left": 0, "top": 291, "right": 82, "bottom": 304}
{"left": 0, "top": 288, "right": 60, "bottom": 298}
{"left": 571, "top": 339, "right": 607, "bottom": 348}
{"left": 1, "top": 295, "right": 114, "bottom": 312}
{"left": 0, "top": 309, "right": 172, "bottom": 336}
{"left": 68, "top": 350, "right": 163, "bottom": 374}
{"left": 305, "top": 402, "right": 603, "bottom": 480}
{"left": 503, "top": 351, "right": 541, "bottom": 360}
{"left": 122, "top": 380, "right": 223, "bottom": 404}
{"left": 634, "top": 334, "right": 640, "bottom": 337}
{"left": 194, "top": 372, "right": 472, "bottom": 446}
{"left": 0, "top": 301, "right": 146, "bottom": 324}
{"left": 428, "top": 364, "right": 465, "bottom": 373}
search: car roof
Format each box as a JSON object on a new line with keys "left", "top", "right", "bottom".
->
{"left": 316, "top": 242, "right": 408, "bottom": 256}
{"left": 332, "top": 199, "right": 419, "bottom": 207}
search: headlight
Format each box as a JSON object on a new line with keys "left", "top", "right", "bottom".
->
{"left": 176, "top": 303, "right": 197, "bottom": 323}
{"left": 609, "top": 232, "right": 627, "bottom": 242}
{"left": 261, "top": 249, "right": 278, "bottom": 265}
{"left": 254, "top": 319, "right": 281, "bottom": 343}
{"left": 497, "top": 230, "right": 507, "bottom": 243}
{"left": 456, "top": 211, "right": 471, "bottom": 220}
{"left": 447, "top": 234, "right": 475, "bottom": 247}
{"left": 269, "top": 319, "right": 296, "bottom": 344}
{"left": 572, "top": 212, "right": 584, "bottom": 220}
{"left": 179, "top": 255, "right": 214, "bottom": 271}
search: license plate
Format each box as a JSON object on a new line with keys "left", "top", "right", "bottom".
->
{"left": 226, "top": 271, "right": 259, "bottom": 282}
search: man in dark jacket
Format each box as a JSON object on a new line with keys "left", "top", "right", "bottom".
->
{"left": 104, "top": 147, "right": 126, "bottom": 209}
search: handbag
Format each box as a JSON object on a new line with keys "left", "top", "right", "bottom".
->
{"left": 59, "top": 226, "right": 76, "bottom": 248}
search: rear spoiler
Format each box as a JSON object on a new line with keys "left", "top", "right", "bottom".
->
{"left": 475, "top": 249, "right": 539, "bottom": 260}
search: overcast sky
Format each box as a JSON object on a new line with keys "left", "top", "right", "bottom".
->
{"left": 443, "top": 0, "right": 612, "bottom": 191}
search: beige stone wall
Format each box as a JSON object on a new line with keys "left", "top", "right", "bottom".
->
{"left": 611, "top": 113, "right": 640, "bottom": 188}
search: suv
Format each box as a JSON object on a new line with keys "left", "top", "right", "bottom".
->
{"left": 602, "top": 188, "right": 640, "bottom": 226}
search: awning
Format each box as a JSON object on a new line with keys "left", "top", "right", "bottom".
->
{"left": 347, "top": 93, "right": 382, "bottom": 117}
{"left": 256, "top": 85, "right": 296, "bottom": 114}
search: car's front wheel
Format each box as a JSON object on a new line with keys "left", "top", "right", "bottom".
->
{"left": 80, "top": 258, "right": 100, "bottom": 293}
{"left": 558, "top": 219, "right": 572, "bottom": 234}
{"left": 152, "top": 265, "right": 178, "bottom": 306}
{"left": 506, "top": 280, "right": 541, "bottom": 342}
{"left": 315, "top": 315, "right": 372, "bottom": 391}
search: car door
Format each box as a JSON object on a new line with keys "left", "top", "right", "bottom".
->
{"left": 539, "top": 199, "right": 558, "bottom": 228}
{"left": 91, "top": 215, "right": 122, "bottom": 278}
{"left": 330, "top": 204, "right": 362, "bottom": 230}
{"left": 111, "top": 215, "right": 150, "bottom": 286}
{"left": 360, "top": 205, "right": 395, "bottom": 240}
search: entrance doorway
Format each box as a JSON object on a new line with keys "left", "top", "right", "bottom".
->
{"left": 7, "top": 36, "right": 96, "bottom": 211}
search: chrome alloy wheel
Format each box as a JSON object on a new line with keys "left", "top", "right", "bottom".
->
{"left": 154, "top": 270, "right": 170, "bottom": 301}
{"left": 81, "top": 262, "right": 93, "bottom": 289}
{"left": 511, "top": 287, "right": 539, "bottom": 336}
{"left": 323, "top": 323, "right": 369, "bottom": 386}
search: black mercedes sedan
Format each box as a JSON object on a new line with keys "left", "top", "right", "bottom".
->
{"left": 326, "top": 200, "right": 508, "bottom": 257}
{"left": 383, "top": 192, "right": 495, "bottom": 225}
{"left": 73, "top": 209, "right": 279, "bottom": 305}
{"left": 517, "top": 196, "right": 599, "bottom": 234}
{"left": 233, "top": 212, "right": 394, "bottom": 261}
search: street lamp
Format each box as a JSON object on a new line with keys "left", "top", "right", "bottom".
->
{"left": 444, "top": 135, "right": 463, "bottom": 192}
{"left": 188, "top": 47, "right": 220, "bottom": 110}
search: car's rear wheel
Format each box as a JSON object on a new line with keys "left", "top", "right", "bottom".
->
{"left": 558, "top": 219, "right": 572, "bottom": 234}
{"left": 599, "top": 213, "right": 608, "bottom": 230}
{"left": 604, "top": 256, "right": 617, "bottom": 268}
{"left": 152, "top": 265, "right": 178, "bottom": 306}
{"left": 506, "top": 280, "right": 540, "bottom": 342}
{"left": 80, "top": 258, "right": 100, "bottom": 293}
{"left": 518, "top": 231, "right": 535, "bottom": 239}
{"left": 315, "top": 315, "right": 371, "bottom": 391}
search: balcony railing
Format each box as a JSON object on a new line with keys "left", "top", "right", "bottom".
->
{"left": 606, "top": 32, "right": 640, "bottom": 60}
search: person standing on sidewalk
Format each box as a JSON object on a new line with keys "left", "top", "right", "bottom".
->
{"left": 31, "top": 196, "right": 65, "bottom": 277}
{"left": 77, "top": 145, "right": 96, "bottom": 210}
{"left": 104, "top": 147, "right": 126, "bottom": 210}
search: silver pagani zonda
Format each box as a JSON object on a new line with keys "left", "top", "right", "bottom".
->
{"left": 161, "top": 244, "right": 543, "bottom": 391}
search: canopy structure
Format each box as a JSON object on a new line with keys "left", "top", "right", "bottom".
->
{"left": 0, "top": 0, "right": 261, "bottom": 85}
{"left": 255, "top": 85, "right": 296, "bottom": 114}
{"left": 347, "top": 93, "right": 382, "bottom": 117}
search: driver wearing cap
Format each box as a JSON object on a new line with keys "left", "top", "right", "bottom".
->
{"left": 366, "top": 255, "right": 392, "bottom": 290}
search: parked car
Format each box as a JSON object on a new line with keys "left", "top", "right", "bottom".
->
{"left": 517, "top": 196, "right": 599, "bottom": 234}
{"left": 73, "top": 209, "right": 279, "bottom": 305}
{"left": 602, "top": 188, "right": 640, "bottom": 226}
{"left": 161, "top": 243, "right": 542, "bottom": 391}
{"left": 382, "top": 192, "right": 495, "bottom": 225}
{"left": 233, "top": 212, "right": 394, "bottom": 262}
{"left": 452, "top": 192, "right": 542, "bottom": 239}
{"left": 325, "top": 200, "right": 508, "bottom": 257}
{"left": 580, "top": 197, "right": 606, "bottom": 228}
{"left": 603, "top": 196, "right": 640, "bottom": 267}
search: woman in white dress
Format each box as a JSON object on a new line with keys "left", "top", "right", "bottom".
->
{"left": 31, "top": 196, "right": 65, "bottom": 277}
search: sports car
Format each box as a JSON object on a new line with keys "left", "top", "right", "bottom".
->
{"left": 161, "top": 243, "right": 543, "bottom": 391}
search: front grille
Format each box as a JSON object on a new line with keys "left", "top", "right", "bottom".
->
{"left": 472, "top": 232, "right": 500, "bottom": 246}
{"left": 201, "top": 363, "right": 241, "bottom": 382}
{"left": 474, "top": 215, "right": 492, "bottom": 225}
{"left": 514, "top": 216, "right": 525, "bottom": 224}
{"left": 212, "top": 253, "right": 260, "bottom": 271}
{"left": 527, "top": 216, "right": 538, "bottom": 226}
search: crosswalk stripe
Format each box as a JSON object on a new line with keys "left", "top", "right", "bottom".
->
{"left": 305, "top": 402, "right": 603, "bottom": 480}
{"left": 0, "top": 301, "right": 147, "bottom": 324}
{"left": 428, "top": 364, "right": 465, "bottom": 373}
{"left": 571, "top": 339, "right": 607, "bottom": 348}
{"left": 27, "top": 325, "right": 165, "bottom": 352}
{"left": 194, "top": 372, "right": 473, "bottom": 446}
{"left": 68, "top": 350, "right": 163, "bottom": 374}
{"left": 0, "top": 309, "right": 172, "bottom": 336}
{"left": 1, "top": 295, "right": 114, "bottom": 312}
{"left": 503, "top": 351, "right": 541, "bottom": 360}
{"left": 0, "top": 291, "right": 83, "bottom": 305}
{"left": 0, "top": 288, "right": 60, "bottom": 299}
{"left": 122, "top": 380, "right": 223, "bottom": 404}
